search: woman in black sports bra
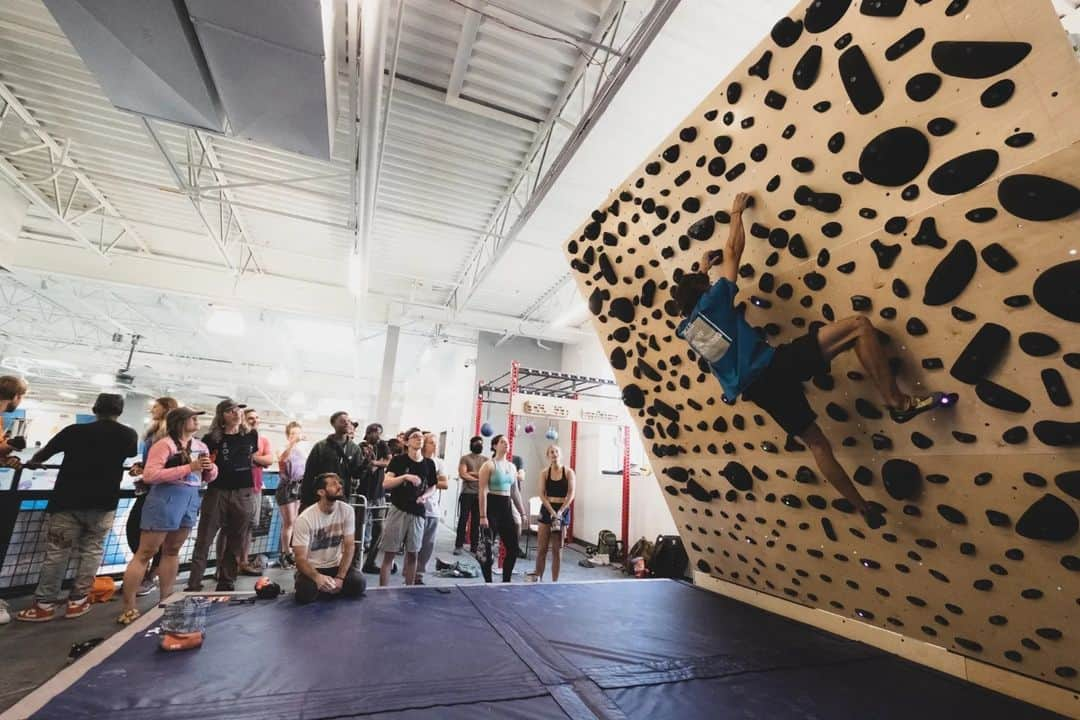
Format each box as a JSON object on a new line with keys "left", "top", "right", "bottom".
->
{"left": 533, "top": 445, "right": 576, "bottom": 582}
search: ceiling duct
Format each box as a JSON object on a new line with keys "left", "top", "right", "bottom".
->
{"left": 40, "top": 0, "right": 225, "bottom": 132}
{"left": 185, "top": 0, "right": 339, "bottom": 159}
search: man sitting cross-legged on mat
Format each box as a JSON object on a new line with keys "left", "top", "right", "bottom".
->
{"left": 672, "top": 192, "right": 949, "bottom": 528}
{"left": 292, "top": 472, "right": 366, "bottom": 604}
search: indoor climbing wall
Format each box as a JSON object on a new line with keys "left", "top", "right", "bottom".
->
{"left": 564, "top": 0, "right": 1080, "bottom": 692}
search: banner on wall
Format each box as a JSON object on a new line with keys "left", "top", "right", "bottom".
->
{"left": 510, "top": 393, "right": 626, "bottom": 426}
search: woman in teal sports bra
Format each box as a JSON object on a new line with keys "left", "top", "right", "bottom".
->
{"left": 478, "top": 435, "right": 521, "bottom": 582}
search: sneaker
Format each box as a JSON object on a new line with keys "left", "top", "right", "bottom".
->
{"left": 65, "top": 598, "right": 92, "bottom": 619}
{"left": 414, "top": 576, "right": 425, "bottom": 586}
{"left": 361, "top": 565, "right": 380, "bottom": 575}
{"left": 391, "top": 562, "right": 399, "bottom": 575}
{"left": 517, "top": 548, "right": 528, "bottom": 560}
{"left": 452, "top": 547, "right": 463, "bottom": 556}
{"left": 136, "top": 578, "right": 157, "bottom": 597}
{"left": 0, "top": 599, "right": 10, "bottom": 625}
{"left": 16, "top": 602, "right": 57, "bottom": 623}
{"left": 889, "top": 391, "right": 951, "bottom": 424}
{"left": 215, "top": 582, "right": 235, "bottom": 592}
{"left": 239, "top": 564, "right": 262, "bottom": 577}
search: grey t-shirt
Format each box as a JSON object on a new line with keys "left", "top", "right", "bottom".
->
{"left": 458, "top": 452, "right": 485, "bottom": 494}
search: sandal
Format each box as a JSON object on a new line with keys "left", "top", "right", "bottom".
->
{"left": 116, "top": 608, "right": 141, "bottom": 626}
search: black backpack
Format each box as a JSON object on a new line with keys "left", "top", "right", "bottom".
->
{"left": 648, "top": 535, "right": 688, "bottom": 579}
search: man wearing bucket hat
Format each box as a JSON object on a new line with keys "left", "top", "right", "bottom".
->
{"left": 16, "top": 393, "right": 138, "bottom": 622}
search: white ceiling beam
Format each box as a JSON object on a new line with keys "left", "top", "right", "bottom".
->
{"left": 446, "top": 5, "right": 483, "bottom": 102}
{"left": 0, "top": 81, "right": 155, "bottom": 256}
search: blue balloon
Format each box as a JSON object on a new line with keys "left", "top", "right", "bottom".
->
{"left": 545, "top": 428, "right": 558, "bottom": 441}
{"left": 480, "top": 422, "right": 494, "bottom": 437}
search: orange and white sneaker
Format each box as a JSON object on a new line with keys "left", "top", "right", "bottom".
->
{"left": 15, "top": 602, "right": 57, "bottom": 622}
{"left": 65, "top": 598, "right": 92, "bottom": 619}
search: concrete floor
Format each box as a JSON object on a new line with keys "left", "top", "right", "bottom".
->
{"left": 0, "top": 522, "right": 629, "bottom": 713}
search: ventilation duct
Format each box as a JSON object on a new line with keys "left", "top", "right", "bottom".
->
{"left": 40, "top": 0, "right": 225, "bottom": 132}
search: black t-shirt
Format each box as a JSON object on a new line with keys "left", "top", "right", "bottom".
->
{"left": 205, "top": 430, "right": 259, "bottom": 490}
{"left": 39, "top": 420, "right": 138, "bottom": 513}
{"left": 386, "top": 453, "right": 436, "bottom": 516}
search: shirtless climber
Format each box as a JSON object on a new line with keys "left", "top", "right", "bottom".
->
{"left": 672, "top": 192, "right": 950, "bottom": 527}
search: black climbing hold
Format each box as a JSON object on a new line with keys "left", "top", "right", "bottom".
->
{"left": 1056, "top": 470, "right": 1080, "bottom": 500}
{"left": 871, "top": 239, "right": 902, "bottom": 269}
{"left": 998, "top": 174, "right": 1080, "bottom": 221}
{"left": 707, "top": 157, "right": 727, "bottom": 177}
{"left": 749, "top": 50, "right": 773, "bottom": 80}
{"left": 727, "top": 83, "right": 742, "bottom": 105}
{"left": 931, "top": 41, "right": 1032, "bottom": 79}
{"left": 835, "top": 32, "right": 852, "bottom": 50}
{"left": 960, "top": 542, "right": 976, "bottom": 555}
{"left": 750, "top": 144, "right": 768, "bottom": 162}
{"left": 781, "top": 494, "right": 802, "bottom": 509}
{"left": 1002, "top": 426, "right": 1028, "bottom": 444}
{"left": 945, "top": 0, "right": 968, "bottom": 15}
{"left": 764, "top": 90, "right": 787, "bottom": 110}
{"left": 1034, "top": 261, "right": 1080, "bottom": 322}
{"left": 912, "top": 217, "right": 946, "bottom": 249}
{"left": 804, "top": 272, "right": 826, "bottom": 291}
{"left": 844, "top": 172, "right": 865, "bottom": 184}
{"left": 923, "top": 239, "right": 976, "bottom": 306}
{"left": 884, "top": 216, "right": 907, "bottom": 234}
{"left": 1062, "top": 555, "right": 1080, "bottom": 571}
{"left": 839, "top": 46, "right": 884, "bottom": 114}
{"left": 771, "top": 16, "right": 804, "bottom": 47}
{"left": 1024, "top": 472, "right": 1047, "bottom": 488}
{"left": 906, "top": 317, "right": 928, "bottom": 336}
{"left": 813, "top": 100, "right": 832, "bottom": 113}
{"left": 792, "top": 157, "right": 815, "bottom": 173}
{"left": 1034, "top": 421, "right": 1080, "bottom": 447}
{"left": 851, "top": 295, "right": 872, "bottom": 311}
{"left": 927, "top": 117, "right": 956, "bottom": 136}
{"left": 805, "top": 0, "right": 853, "bottom": 33}
{"left": 952, "top": 308, "right": 976, "bottom": 322}
{"left": 973, "top": 579, "right": 993, "bottom": 591}
{"left": 788, "top": 234, "right": 808, "bottom": 259}
{"left": 882, "top": 459, "right": 921, "bottom": 500}
{"left": 827, "top": 131, "right": 845, "bottom": 154}
{"left": 722, "top": 461, "right": 753, "bottom": 491}
{"left": 610, "top": 348, "right": 627, "bottom": 371}
{"left": 859, "top": 126, "right": 930, "bottom": 187}
{"left": 927, "top": 149, "right": 999, "bottom": 195}
{"left": 986, "top": 510, "right": 1011, "bottom": 527}
{"left": 687, "top": 216, "right": 716, "bottom": 241}
{"left": 679, "top": 127, "right": 697, "bottom": 143}
{"left": 922, "top": 358, "right": 943, "bottom": 370}
{"left": 793, "top": 45, "right": 823, "bottom": 91}
{"left": 1067, "top": 354, "right": 1080, "bottom": 369}
{"left": 950, "top": 323, "right": 1009, "bottom": 384}
{"left": 622, "top": 384, "right": 645, "bottom": 409}
{"left": 662, "top": 145, "right": 680, "bottom": 163}
{"left": 609, "top": 298, "right": 635, "bottom": 323}
{"left": 837, "top": 261, "right": 855, "bottom": 274}
{"left": 975, "top": 379, "right": 1030, "bottom": 413}
{"left": 1020, "top": 588, "right": 1043, "bottom": 600}
{"left": 1016, "top": 494, "right": 1078, "bottom": 541}
{"left": 906, "top": 72, "right": 942, "bottom": 102}
{"left": 938, "top": 504, "right": 967, "bottom": 524}
{"left": 912, "top": 432, "right": 933, "bottom": 449}
{"left": 886, "top": 27, "right": 925, "bottom": 61}
{"left": 1005, "top": 131, "right": 1034, "bottom": 148}
{"left": 860, "top": 0, "right": 906, "bottom": 16}
{"left": 980, "top": 78, "right": 1015, "bottom": 108}
{"left": 979, "top": 242, "right": 1016, "bottom": 273}
{"left": 872, "top": 434, "right": 892, "bottom": 450}
{"left": 794, "top": 185, "right": 842, "bottom": 213}
{"left": 1003, "top": 294, "right": 1030, "bottom": 308}
{"left": 856, "top": 398, "right": 883, "bottom": 419}
{"left": 892, "top": 278, "right": 909, "bottom": 298}
{"left": 965, "top": 207, "right": 997, "bottom": 223}
{"left": 725, "top": 163, "right": 746, "bottom": 182}
{"left": 822, "top": 222, "right": 843, "bottom": 238}
{"left": 714, "top": 135, "right": 733, "bottom": 154}
{"left": 1041, "top": 368, "right": 1071, "bottom": 407}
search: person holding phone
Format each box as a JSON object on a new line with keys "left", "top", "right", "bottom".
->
{"left": 117, "top": 407, "right": 216, "bottom": 624}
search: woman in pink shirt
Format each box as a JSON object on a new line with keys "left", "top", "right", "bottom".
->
{"left": 117, "top": 406, "right": 217, "bottom": 624}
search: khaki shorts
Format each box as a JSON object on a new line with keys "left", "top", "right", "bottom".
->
{"left": 378, "top": 506, "right": 425, "bottom": 554}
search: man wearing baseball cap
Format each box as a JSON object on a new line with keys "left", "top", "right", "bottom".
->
{"left": 16, "top": 393, "right": 138, "bottom": 622}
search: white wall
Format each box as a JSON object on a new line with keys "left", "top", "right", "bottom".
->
{"left": 560, "top": 334, "right": 676, "bottom": 547}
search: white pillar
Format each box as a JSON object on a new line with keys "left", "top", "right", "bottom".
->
{"left": 373, "top": 324, "right": 399, "bottom": 425}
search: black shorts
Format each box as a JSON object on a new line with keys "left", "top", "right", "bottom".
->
{"left": 742, "top": 326, "right": 830, "bottom": 437}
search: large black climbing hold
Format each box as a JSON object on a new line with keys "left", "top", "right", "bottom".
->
{"left": 871, "top": 239, "right": 902, "bottom": 269}
{"left": 1042, "top": 368, "right": 1071, "bottom": 407}
{"left": 860, "top": 0, "right": 906, "bottom": 15}
{"left": 950, "top": 322, "right": 1009, "bottom": 384}
{"left": 722, "top": 461, "right": 754, "bottom": 491}
{"left": 804, "top": 0, "right": 853, "bottom": 33}
{"left": 794, "top": 185, "right": 842, "bottom": 213}
{"left": 1034, "top": 421, "right": 1080, "bottom": 447}
{"left": 685, "top": 479, "right": 712, "bottom": 502}
{"left": 927, "top": 149, "right": 999, "bottom": 195}
{"left": 931, "top": 41, "right": 1032, "bottom": 79}
{"left": 886, "top": 27, "right": 925, "bottom": 61}
{"left": 859, "top": 127, "right": 930, "bottom": 187}
{"left": 771, "top": 16, "right": 803, "bottom": 47}
{"left": 839, "top": 46, "right": 884, "bottom": 115}
{"left": 749, "top": 50, "right": 773, "bottom": 80}
{"left": 1034, "top": 261, "right": 1080, "bottom": 323}
{"left": 609, "top": 298, "right": 635, "bottom": 323}
{"left": 793, "top": 45, "right": 823, "bottom": 90}
{"left": 1016, "top": 494, "right": 1079, "bottom": 542}
{"left": 912, "top": 217, "right": 946, "bottom": 249}
{"left": 980, "top": 242, "right": 1016, "bottom": 273}
{"left": 980, "top": 79, "right": 1015, "bottom": 108}
{"left": 1057, "top": 470, "right": 1080, "bottom": 501}
{"left": 588, "top": 287, "right": 606, "bottom": 315}
{"left": 687, "top": 216, "right": 716, "bottom": 241}
{"left": 923, "top": 239, "right": 976, "bottom": 306}
{"left": 998, "top": 174, "right": 1080, "bottom": 222}
{"left": 975, "top": 379, "right": 1031, "bottom": 413}
{"left": 1018, "top": 332, "right": 1059, "bottom": 357}
{"left": 622, "top": 384, "right": 645, "bottom": 409}
{"left": 882, "top": 458, "right": 922, "bottom": 500}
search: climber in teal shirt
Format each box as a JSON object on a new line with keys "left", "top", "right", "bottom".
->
{"left": 672, "top": 192, "right": 948, "bottom": 528}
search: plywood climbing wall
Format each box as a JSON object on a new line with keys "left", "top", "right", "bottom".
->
{"left": 564, "top": 0, "right": 1080, "bottom": 693}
